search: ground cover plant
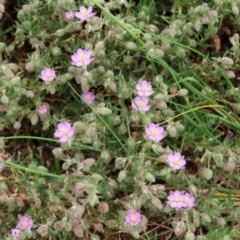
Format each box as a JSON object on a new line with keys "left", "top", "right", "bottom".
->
{"left": 1, "top": 0, "right": 240, "bottom": 239}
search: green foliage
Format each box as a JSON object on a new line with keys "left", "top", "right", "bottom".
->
{"left": 1, "top": 0, "right": 240, "bottom": 239}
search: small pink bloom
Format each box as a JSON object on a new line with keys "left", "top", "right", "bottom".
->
{"left": 82, "top": 92, "right": 95, "bottom": 104}
{"left": 38, "top": 105, "right": 48, "bottom": 115}
{"left": 167, "top": 152, "right": 186, "bottom": 170}
{"left": 54, "top": 122, "right": 74, "bottom": 143}
{"left": 125, "top": 210, "right": 141, "bottom": 226}
{"left": 71, "top": 48, "right": 92, "bottom": 67}
{"left": 12, "top": 228, "right": 20, "bottom": 239}
{"left": 40, "top": 68, "right": 56, "bottom": 82}
{"left": 75, "top": 6, "right": 94, "bottom": 21}
{"left": 145, "top": 123, "right": 165, "bottom": 142}
{"left": 135, "top": 80, "right": 153, "bottom": 97}
{"left": 17, "top": 216, "right": 33, "bottom": 232}
{"left": 182, "top": 193, "right": 195, "bottom": 209}
{"left": 65, "top": 10, "right": 74, "bottom": 20}
{"left": 167, "top": 191, "right": 185, "bottom": 209}
{"left": 131, "top": 97, "right": 150, "bottom": 112}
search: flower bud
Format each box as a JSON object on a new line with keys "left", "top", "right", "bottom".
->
{"left": 167, "top": 124, "right": 177, "bottom": 137}
{"left": 225, "top": 70, "right": 235, "bottom": 78}
{"left": 55, "top": 29, "right": 66, "bottom": 37}
{"left": 8, "top": 63, "right": 18, "bottom": 72}
{"left": 125, "top": 41, "right": 138, "bottom": 51}
{"left": 92, "top": 139, "right": 101, "bottom": 150}
{"left": 177, "top": 89, "right": 188, "bottom": 96}
{"left": 10, "top": 76, "right": 20, "bottom": 86}
{"left": 22, "top": 5, "right": 34, "bottom": 12}
{"left": 218, "top": 57, "right": 234, "bottom": 67}
{"left": 130, "top": 112, "right": 140, "bottom": 122}
{"left": 145, "top": 172, "right": 156, "bottom": 182}
{"left": 95, "top": 41, "right": 105, "bottom": 51}
{"left": 54, "top": 221, "right": 64, "bottom": 231}
{"left": 29, "top": 113, "right": 38, "bottom": 125}
{"left": 88, "top": 194, "right": 99, "bottom": 206}
{"left": 82, "top": 158, "right": 95, "bottom": 169}
{"left": 148, "top": 48, "right": 164, "bottom": 59}
{"left": 194, "top": 21, "right": 202, "bottom": 32}
{"left": 232, "top": 4, "right": 239, "bottom": 16}
{"left": 1, "top": 95, "right": 8, "bottom": 104}
{"left": 13, "top": 121, "right": 21, "bottom": 130}
{"left": 98, "top": 202, "right": 109, "bottom": 213}
{"left": 51, "top": 47, "right": 62, "bottom": 56}
{"left": 34, "top": 198, "right": 41, "bottom": 208}
{"left": 126, "top": 137, "right": 136, "bottom": 150}
{"left": 227, "top": 160, "right": 236, "bottom": 173}
{"left": 91, "top": 234, "right": 100, "bottom": 240}
{"left": 25, "top": 62, "right": 34, "bottom": 72}
{"left": 174, "top": 221, "right": 186, "bottom": 236}
{"left": 151, "top": 196, "right": 162, "bottom": 210}
{"left": 185, "top": 231, "right": 195, "bottom": 240}
{"left": 123, "top": 55, "right": 132, "bottom": 64}
{"left": 52, "top": 148, "right": 64, "bottom": 158}
{"left": 117, "top": 170, "right": 127, "bottom": 182}
{"left": 115, "top": 157, "right": 127, "bottom": 169}
{"left": 200, "top": 167, "right": 213, "bottom": 180}
{"left": 188, "top": 184, "right": 198, "bottom": 196}
{"left": 95, "top": 107, "right": 112, "bottom": 116}
{"left": 106, "top": 178, "right": 118, "bottom": 189}
{"left": 37, "top": 225, "right": 48, "bottom": 237}
{"left": 217, "top": 217, "right": 226, "bottom": 227}
{"left": 151, "top": 144, "right": 163, "bottom": 154}
{"left": 93, "top": 223, "right": 104, "bottom": 232}
{"left": 201, "top": 213, "right": 211, "bottom": 225}
{"left": 145, "top": 24, "right": 159, "bottom": 33}
{"left": 100, "top": 150, "right": 111, "bottom": 164}
{"left": 118, "top": 123, "right": 127, "bottom": 135}
{"left": 193, "top": 210, "right": 200, "bottom": 228}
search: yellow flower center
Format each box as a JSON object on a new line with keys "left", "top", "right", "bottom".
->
{"left": 46, "top": 71, "right": 52, "bottom": 78}
{"left": 137, "top": 101, "right": 143, "bottom": 108}
{"left": 141, "top": 86, "right": 147, "bottom": 92}
{"left": 78, "top": 53, "right": 86, "bottom": 62}
{"left": 130, "top": 215, "right": 137, "bottom": 223}
{"left": 174, "top": 197, "right": 180, "bottom": 202}
{"left": 85, "top": 95, "right": 91, "bottom": 101}
{"left": 81, "top": 9, "right": 88, "bottom": 16}
{"left": 173, "top": 157, "right": 180, "bottom": 165}
{"left": 185, "top": 197, "right": 190, "bottom": 204}
{"left": 151, "top": 128, "right": 158, "bottom": 136}
{"left": 60, "top": 128, "right": 68, "bottom": 135}
{"left": 22, "top": 221, "right": 29, "bottom": 228}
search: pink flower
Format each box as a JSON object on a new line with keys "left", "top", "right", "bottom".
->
{"left": 182, "top": 193, "right": 195, "bottom": 209}
{"left": 167, "top": 152, "right": 186, "bottom": 170}
{"left": 125, "top": 210, "right": 141, "bottom": 226}
{"left": 75, "top": 6, "right": 94, "bottom": 21}
{"left": 12, "top": 229, "right": 20, "bottom": 239}
{"left": 40, "top": 68, "right": 56, "bottom": 82}
{"left": 17, "top": 216, "right": 33, "bottom": 232}
{"left": 65, "top": 10, "right": 74, "bottom": 20}
{"left": 54, "top": 122, "right": 74, "bottom": 143}
{"left": 145, "top": 123, "right": 165, "bottom": 142}
{"left": 38, "top": 105, "right": 48, "bottom": 115}
{"left": 135, "top": 80, "right": 153, "bottom": 97}
{"left": 82, "top": 92, "right": 95, "bottom": 104}
{"left": 167, "top": 191, "right": 185, "bottom": 209}
{"left": 131, "top": 97, "right": 150, "bottom": 112}
{"left": 71, "top": 48, "right": 92, "bottom": 67}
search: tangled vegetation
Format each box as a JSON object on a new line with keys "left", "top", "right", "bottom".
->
{"left": 1, "top": 0, "right": 240, "bottom": 239}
